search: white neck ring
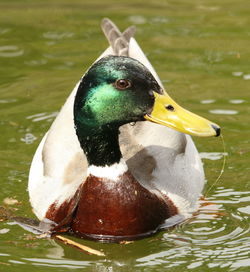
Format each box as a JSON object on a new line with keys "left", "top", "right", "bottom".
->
{"left": 87, "top": 159, "right": 128, "bottom": 180}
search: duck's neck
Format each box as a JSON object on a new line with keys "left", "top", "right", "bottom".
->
{"left": 73, "top": 124, "right": 176, "bottom": 239}
{"left": 76, "top": 124, "right": 123, "bottom": 168}
{"left": 87, "top": 159, "right": 128, "bottom": 180}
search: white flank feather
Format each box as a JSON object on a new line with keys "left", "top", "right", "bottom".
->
{"left": 28, "top": 24, "right": 205, "bottom": 221}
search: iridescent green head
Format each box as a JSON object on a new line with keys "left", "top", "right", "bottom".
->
{"left": 74, "top": 55, "right": 162, "bottom": 166}
{"left": 74, "top": 55, "right": 220, "bottom": 166}
{"left": 74, "top": 55, "right": 161, "bottom": 130}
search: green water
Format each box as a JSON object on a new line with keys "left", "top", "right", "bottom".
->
{"left": 0, "top": 0, "right": 249, "bottom": 271}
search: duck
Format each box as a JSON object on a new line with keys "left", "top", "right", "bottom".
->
{"left": 28, "top": 18, "right": 220, "bottom": 241}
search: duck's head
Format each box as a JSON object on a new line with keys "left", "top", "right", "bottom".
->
{"left": 74, "top": 55, "right": 220, "bottom": 137}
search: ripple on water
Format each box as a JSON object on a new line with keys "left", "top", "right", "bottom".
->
{"left": 43, "top": 31, "right": 75, "bottom": 40}
{"left": 232, "top": 71, "right": 243, "bottom": 77}
{"left": 0, "top": 187, "right": 249, "bottom": 271}
{"left": 0, "top": 228, "right": 9, "bottom": 234}
{"left": 26, "top": 112, "right": 58, "bottom": 122}
{"left": 200, "top": 99, "right": 215, "bottom": 104}
{"left": 24, "top": 59, "right": 48, "bottom": 66}
{"left": 199, "top": 152, "right": 227, "bottom": 160}
{"left": 205, "top": 51, "right": 224, "bottom": 63}
{"left": 20, "top": 133, "right": 37, "bottom": 144}
{"left": 0, "top": 45, "right": 24, "bottom": 57}
{"left": 0, "top": 99, "right": 17, "bottom": 104}
{"left": 150, "top": 16, "right": 169, "bottom": 24}
{"left": 229, "top": 99, "right": 245, "bottom": 104}
{"left": 0, "top": 28, "right": 11, "bottom": 35}
{"left": 127, "top": 15, "right": 146, "bottom": 24}
{"left": 21, "top": 258, "right": 91, "bottom": 269}
{"left": 135, "top": 187, "right": 250, "bottom": 270}
{"left": 238, "top": 205, "right": 250, "bottom": 215}
{"left": 243, "top": 74, "right": 250, "bottom": 80}
{"left": 209, "top": 109, "right": 238, "bottom": 115}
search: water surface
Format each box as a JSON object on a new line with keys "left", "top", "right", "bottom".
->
{"left": 0, "top": 0, "right": 249, "bottom": 271}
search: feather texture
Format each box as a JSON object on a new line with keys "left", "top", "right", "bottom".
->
{"left": 101, "top": 18, "right": 136, "bottom": 56}
{"left": 28, "top": 19, "right": 205, "bottom": 222}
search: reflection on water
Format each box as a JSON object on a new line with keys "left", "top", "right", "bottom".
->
{"left": 232, "top": 72, "right": 243, "bottom": 77}
{"left": 0, "top": 28, "right": 11, "bottom": 35}
{"left": 209, "top": 109, "right": 238, "bottom": 115}
{"left": 22, "top": 257, "right": 91, "bottom": 269}
{"left": 43, "top": 31, "right": 75, "bottom": 40}
{"left": 135, "top": 187, "right": 250, "bottom": 270}
{"left": 243, "top": 74, "right": 250, "bottom": 80}
{"left": 26, "top": 112, "right": 59, "bottom": 122}
{"left": 238, "top": 206, "right": 250, "bottom": 215}
{"left": 0, "top": 187, "right": 249, "bottom": 271}
{"left": 128, "top": 15, "right": 147, "bottom": 24}
{"left": 0, "top": 228, "right": 9, "bottom": 234}
{"left": 0, "top": 0, "right": 249, "bottom": 271}
{"left": 0, "top": 99, "right": 17, "bottom": 104}
{"left": 20, "top": 133, "right": 37, "bottom": 145}
{"left": 25, "top": 59, "right": 48, "bottom": 66}
{"left": 0, "top": 45, "right": 24, "bottom": 57}
{"left": 232, "top": 71, "right": 250, "bottom": 81}
{"left": 229, "top": 99, "right": 245, "bottom": 104}
{"left": 199, "top": 152, "right": 227, "bottom": 160}
{"left": 200, "top": 99, "right": 215, "bottom": 104}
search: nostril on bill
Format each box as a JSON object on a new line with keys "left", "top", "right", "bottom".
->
{"left": 211, "top": 124, "right": 221, "bottom": 137}
{"left": 165, "top": 104, "right": 174, "bottom": 111}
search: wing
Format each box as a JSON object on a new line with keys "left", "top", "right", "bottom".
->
{"left": 28, "top": 19, "right": 204, "bottom": 221}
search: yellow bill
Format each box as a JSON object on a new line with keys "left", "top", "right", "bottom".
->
{"left": 145, "top": 91, "right": 220, "bottom": 137}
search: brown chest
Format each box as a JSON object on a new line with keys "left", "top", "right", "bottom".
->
{"left": 71, "top": 172, "right": 177, "bottom": 240}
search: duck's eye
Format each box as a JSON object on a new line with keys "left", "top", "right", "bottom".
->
{"left": 114, "top": 79, "right": 131, "bottom": 90}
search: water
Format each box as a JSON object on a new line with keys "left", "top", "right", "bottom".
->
{"left": 0, "top": 0, "right": 249, "bottom": 271}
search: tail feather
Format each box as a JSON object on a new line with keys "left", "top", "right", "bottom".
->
{"left": 122, "top": 25, "right": 136, "bottom": 42}
{"left": 101, "top": 18, "right": 136, "bottom": 57}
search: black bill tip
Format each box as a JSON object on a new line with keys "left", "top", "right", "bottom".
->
{"left": 211, "top": 124, "right": 221, "bottom": 137}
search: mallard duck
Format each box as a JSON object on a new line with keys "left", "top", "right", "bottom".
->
{"left": 28, "top": 19, "right": 220, "bottom": 240}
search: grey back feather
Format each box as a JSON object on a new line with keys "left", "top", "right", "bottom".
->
{"left": 101, "top": 18, "right": 136, "bottom": 57}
